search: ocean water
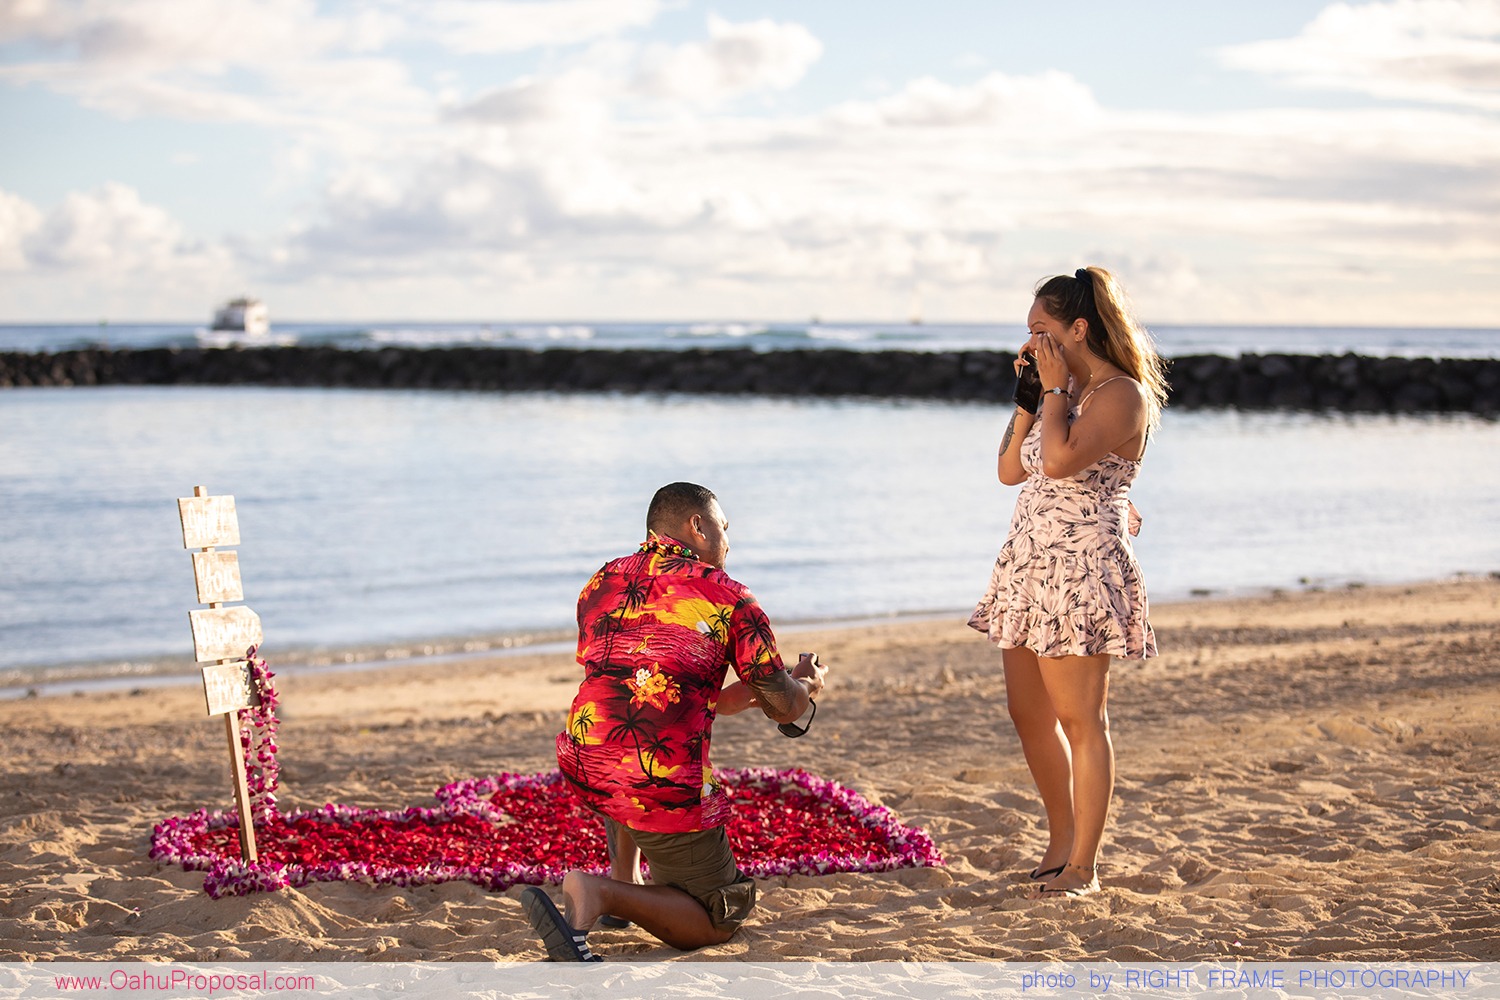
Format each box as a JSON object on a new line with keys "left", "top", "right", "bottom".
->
{"left": 2, "top": 385, "right": 1497, "bottom": 690}
{"left": 2, "top": 321, "right": 1499, "bottom": 359}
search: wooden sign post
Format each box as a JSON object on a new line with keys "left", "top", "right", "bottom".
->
{"left": 179, "top": 485, "right": 263, "bottom": 863}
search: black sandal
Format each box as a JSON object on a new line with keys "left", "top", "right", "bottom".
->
{"left": 521, "top": 887, "right": 602, "bottom": 962}
{"left": 1037, "top": 863, "right": 1100, "bottom": 898}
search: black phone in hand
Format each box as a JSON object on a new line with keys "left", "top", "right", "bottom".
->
{"left": 1013, "top": 351, "right": 1042, "bottom": 414}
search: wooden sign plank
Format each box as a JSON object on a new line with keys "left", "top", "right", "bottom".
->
{"left": 191, "top": 550, "right": 244, "bottom": 604}
{"left": 188, "top": 606, "right": 263, "bottom": 663}
{"left": 179, "top": 495, "right": 240, "bottom": 549}
{"left": 201, "top": 660, "right": 262, "bottom": 716}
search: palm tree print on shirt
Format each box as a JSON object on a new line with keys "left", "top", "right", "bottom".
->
{"left": 555, "top": 534, "right": 783, "bottom": 833}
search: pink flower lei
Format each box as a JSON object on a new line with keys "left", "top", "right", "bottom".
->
{"left": 239, "top": 645, "right": 280, "bottom": 827}
{"left": 151, "top": 650, "right": 943, "bottom": 898}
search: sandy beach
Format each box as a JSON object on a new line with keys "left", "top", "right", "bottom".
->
{"left": 2, "top": 578, "right": 1497, "bottom": 963}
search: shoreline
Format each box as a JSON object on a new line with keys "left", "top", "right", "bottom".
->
{"left": 5, "top": 574, "right": 1493, "bottom": 701}
{"left": 0, "top": 611, "right": 962, "bottom": 701}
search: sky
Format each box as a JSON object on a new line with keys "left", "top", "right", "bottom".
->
{"left": 1, "top": 0, "right": 1498, "bottom": 325}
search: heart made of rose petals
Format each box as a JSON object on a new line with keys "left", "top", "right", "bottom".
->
{"left": 152, "top": 767, "right": 943, "bottom": 898}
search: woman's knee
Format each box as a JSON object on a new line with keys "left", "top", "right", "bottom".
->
{"left": 1054, "top": 712, "right": 1109, "bottom": 745}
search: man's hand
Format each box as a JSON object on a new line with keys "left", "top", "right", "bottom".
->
{"left": 747, "top": 652, "right": 829, "bottom": 724}
{"left": 791, "top": 652, "right": 827, "bottom": 699}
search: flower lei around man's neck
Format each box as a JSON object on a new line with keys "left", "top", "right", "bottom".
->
{"left": 639, "top": 533, "right": 696, "bottom": 560}
{"left": 151, "top": 647, "right": 944, "bottom": 898}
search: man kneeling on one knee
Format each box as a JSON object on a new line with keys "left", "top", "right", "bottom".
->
{"left": 521, "top": 482, "right": 828, "bottom": 961}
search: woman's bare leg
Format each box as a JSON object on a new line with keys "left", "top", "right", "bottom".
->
{"left": 1003, "top": 645, "right": 1074, "bottom": 874}
{"left": 1036, "top": 653, "right": 1112, "bottom": 892}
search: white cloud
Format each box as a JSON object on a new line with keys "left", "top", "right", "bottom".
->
{"left": 20, "top": 182, "right": 220, "bottom": 272}
{"left": 843, "top": 69, "right": 1099, "bottom": 128}
{"left": 15, "top": 65, "right": 289, "bottom": 123}
{"left": 1, "top": 0, "right": 345, "bottom": 71}
{"left": 0, "top": 182, "right": 245, "bottom": 316}
{"left": 251, "top": 54, "right": 1500, "bottom": 323}
{"left": 5, "top": 2, "right": 1500, "bottom": 323}
{"left": 630, "top": 14, "right": 822, "bottom": 103}
{"left": 417, "top": 0, "right": 664, "bottom": 54}
{"left": 1220, "top": 0, "right": 1500, "bottom": 111}
{"left": 0, "top": 0, "right": 428, "bottom": 131}
{"left": 448, "top": 69, "right": 610, "bottom": 127}
{"left": 451, "top": 13, "right": 823, "bottom": 122}
{"left": 0, "top": 188, "right": 44, "bottom": 271}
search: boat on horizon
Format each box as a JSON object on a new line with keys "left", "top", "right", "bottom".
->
{"left": 199, "top": 297, "right": 295, "bottom": 347}
{"left": 210, "top": 297, "right": 270, "bottom": 337}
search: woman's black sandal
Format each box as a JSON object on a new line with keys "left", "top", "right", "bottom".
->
{"left": 1038, "top": 863, "right": 1100, "bottom": 897}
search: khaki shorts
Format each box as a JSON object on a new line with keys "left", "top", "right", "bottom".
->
{"left": 606, "top": 819, "right": 757, "bottom": 933}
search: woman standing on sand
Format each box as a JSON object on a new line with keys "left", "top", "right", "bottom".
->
{"left": 970, "top": 267, "right": 1168, "bottom": 897}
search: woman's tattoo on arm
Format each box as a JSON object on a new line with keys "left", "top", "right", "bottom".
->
{"left": 1000, "top": 412, "right": 1019, "bottom": 454}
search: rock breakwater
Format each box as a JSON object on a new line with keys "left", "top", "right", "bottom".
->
{"left": 2, "top": 346, "right": 1496, "bottom": 413}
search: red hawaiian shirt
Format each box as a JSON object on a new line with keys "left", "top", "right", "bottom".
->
{"left": 555, "top": 533, "right": 783, "bottom": 833}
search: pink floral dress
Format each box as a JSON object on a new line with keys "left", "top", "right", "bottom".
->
{"left": 969, "top": 384, "right": 1157, "bottom": 659}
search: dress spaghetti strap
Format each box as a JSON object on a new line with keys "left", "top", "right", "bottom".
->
{"left": 1078, "top": 374, "right": 1130, "bottom": 410}
{"left": 1078, "top": 375, "right": 1147, "bottom": 462}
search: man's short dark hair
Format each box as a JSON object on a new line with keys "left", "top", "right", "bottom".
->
{"left": 647, "top": 482, "right": 717, "bottom": 534}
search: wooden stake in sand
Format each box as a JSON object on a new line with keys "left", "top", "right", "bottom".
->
{"left": 178, "top": 485, "right": 263, "bottom": 863}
